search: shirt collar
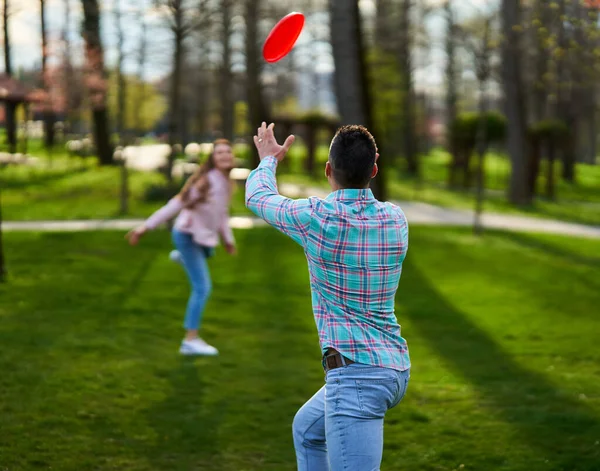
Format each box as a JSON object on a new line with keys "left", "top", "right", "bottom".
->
{"left": 326, "top": 188, "right": 375, "bottom": 202}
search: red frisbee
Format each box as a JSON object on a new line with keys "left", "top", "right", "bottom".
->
{"left": 263, "top": 12, "right": 305, "bottom": 63}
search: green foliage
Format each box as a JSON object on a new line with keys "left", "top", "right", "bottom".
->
{"left": 368, "top": 49, "right": 403, "bottom": 152}
{"left": 529, "top": 119, "right": 570, "bottom": 143}
{"left": 450, "top": 111, "right": 507, "bottom": 146}
{"left": 234, "top": 101, "right": 250, "bottom": 137}
{"left": 297, "top": 111, "right": 339, "bottom": 128}
{"left": 107, "top": 71, "right": 167, "bottom": 132}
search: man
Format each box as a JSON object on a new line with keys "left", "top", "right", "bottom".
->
{"left": 246, "top": 122, "right": 410, "bottom": 470}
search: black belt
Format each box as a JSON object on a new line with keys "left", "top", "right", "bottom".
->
{"left": 322, "top": 348, "right": 355, "bottom": 372}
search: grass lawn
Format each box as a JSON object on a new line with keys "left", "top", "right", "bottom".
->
{"left": 1, "top": 227, "right": 599, "bottom": 470}
{"left": 281, "top": 147, "right": 600, "bottom": 226}
{"left": 2, "top": 145, "right": 598, "bottom": 225}
{"left": 1, "top": 157, "right": 251, "bottom": 221}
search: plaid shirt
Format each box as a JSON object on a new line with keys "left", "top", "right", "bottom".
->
{"left": 246, "top": 156, "right": 410, "bottom": 371}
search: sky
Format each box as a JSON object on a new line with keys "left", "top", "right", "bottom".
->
{"left": 7, "top": 0, "right": 494, "bottom": 92}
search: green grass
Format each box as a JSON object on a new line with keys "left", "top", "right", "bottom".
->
{"left": 2, "top": 144, "right": 598, "bottom": 225}
{"left": 389, "top": 149, "right": 600, "bottom": 226}
{"left": 1, "top": 157, "right": 251, "bottom": 221}
{"left": 278, "top": 148, "right": 600, "bottom": 226}
{"left": 1, "top": 227, "right": 599, "bottom": 470}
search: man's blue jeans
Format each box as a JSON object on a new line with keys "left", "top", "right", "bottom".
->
{"left": 293, "top": 362, "right": 410, "bottom": 471}
{"left": 172, "top": 229, "right": 212, "bottom": 330}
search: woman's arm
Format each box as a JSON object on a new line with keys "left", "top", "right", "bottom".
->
{"left": 126, "top": 196, "right": 184, "bottom": 246}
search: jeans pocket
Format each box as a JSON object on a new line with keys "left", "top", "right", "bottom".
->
{"left": 390, "top": 371, "right": 410, "bottom": 409}
{"left": 355, "top": 379, "right": 398, "bottom": 419}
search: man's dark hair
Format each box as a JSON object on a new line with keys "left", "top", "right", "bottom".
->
{"left": 329, "top": 125, "right": 377, "bottom": 188}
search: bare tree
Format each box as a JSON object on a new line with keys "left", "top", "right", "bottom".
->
{"left": 40, "top": 0, "right": 56, "bottom": 149}
{"left": 330, "top": 0, "right": 386, "bottom": 200}
{"left": 245, "top": 0, "right": 269, "bottom": 166}
{"left": 399, "top": 0, "right": 418, "bottom": 176}
{"left": 0, "top": 0, "right": 11, "bottom": 281}
{"left": 467, "top": 16, "right": 494, "bottom": 235}
{"left": 3, "top": 0, "right": 16, "bottom": 153}
{"left": 114, "top": 0, "right": 127, "bottom": 142}
{"left": 219, "top": 0, "right": 234, "bottom": 140}
{"left": 156, "top": 0, "right": 198, "bottom": 180}
{"left": 62, "top": 0, "right": 82, "bottom": 134}
{"left": 0, "top": 185, "right": 5, "bottom": 282}
{"left": 502, "top": 0, "right": 530, "bottom": 205}
{"left": 444, "top": 0, "right": 461, "bottom": 187}
{"left": 134, "top": 14, "right": 148, "bottom": 135}
{"left": 81, "top": 0, "right": 113, "bottom": 165}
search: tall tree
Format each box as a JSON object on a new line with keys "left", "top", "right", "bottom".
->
{"left": 530, "top": 0, "right": 550, "bottom": 123}
{"left": 62, "top": 0, "right": 82, "bottom": 134}
{"left": 444, "top": 0, "right": 460, "bottom": 187}
{"left": 0, "top": 181, "right": 5, "bottom": 282}
{"left": 399, "top": 0, "right": 418, "bottom": 176}
{"left": 330, "top": 0, "right": 386, "bottom": 200}
{"left": 158, "top": 0, "right": 197, "bottom": 180}
{"left": 81, "top": 0, "right": 113, "bottom": 165}
{"left": 469, "top": 16, "right": 493, "bottom": 235}
{"left": 245, "top": 0, "right": 268, "bottom": 166}
{"left": 134, "top": 14, "right": 148, "bottom": 135}
{"left": 0, "top": 0, "right": 11, "bottom": 281}
{"left": 502, "top": 0, "right": 530, "bottom": 205}
{"left": 114, "top": 0, "right": 126, "bottom": 142}
{"left": 40, "top": 0, "right": 56, "bottom": 149}
{"left": 219, "top": 0, "right": 234, "bottom": 140}
{"left": 3, "top": 0, "right": 16, "bottom": 153}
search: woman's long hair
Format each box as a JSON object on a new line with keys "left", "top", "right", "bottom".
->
{"left": 178, "top": 139, "right": 232, "bottom": 208}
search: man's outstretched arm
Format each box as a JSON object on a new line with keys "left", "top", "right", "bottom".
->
{"left": 245, "top": 122, "right": 312, "bottom": 246}
{"left": 245, "top": 156, "right": 311, "bottom": 246}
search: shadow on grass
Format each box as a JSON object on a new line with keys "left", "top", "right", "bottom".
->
{"left": 2, "top": 165, "right": 89, "bottom": 190}
{"left": 141, "top": 360, "right": 226, "bottom": 470}
{"left": 492, "top": 231, "right": 600, "bottom": 270}
{"left": 400, "top": 259, "right": 600, "bottom": 469}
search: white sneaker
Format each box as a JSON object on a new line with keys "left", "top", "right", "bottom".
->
{"left": 179, "top": 338, "right": 219, "bottom": 356}
{"left": 169, "top": 250, "right": 183, "bottom": 265}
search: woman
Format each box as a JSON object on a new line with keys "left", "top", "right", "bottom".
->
{"left": 126, "top": 139, "right": 236, "bottom": 355}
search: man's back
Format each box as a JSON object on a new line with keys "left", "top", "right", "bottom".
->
{"left": 305, "top": 189, "right": 410, "bottom": 370}
{"left": 246, "top": 157, "right": 410, "bottom": 371}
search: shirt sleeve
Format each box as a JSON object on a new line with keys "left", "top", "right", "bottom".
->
{"left": 219, "top": 211, "right": 235, "bottom": 246}
{"left": 145, "top": 196, "right": 183, "bottom": 230}
{"left": 245, "top": 156, "right": 312, "bottom": 246}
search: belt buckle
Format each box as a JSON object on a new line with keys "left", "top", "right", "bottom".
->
{"left": 323, "top": 352, "right": 344, "bottom": 372}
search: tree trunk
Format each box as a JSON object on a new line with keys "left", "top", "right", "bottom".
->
{"left": 115, "top": 0, "right": 126, "bottom": 142}
{"left": 445, "top": 0, "right": 459, "bottom": 188}
{"left": 245, "top": 0, "right": 268, "bottom": 167}
{"left": 40, "top": 0, "right": 56, "bottom": 149}
{"left": 220, "top": 0, "right": 234, "bottom": 141}
{"left": 473, "top": 18, "right": 492, "bottom": 235}
{"left": 0, "top": 185, "right": 5, "bottom": 282}
{"left": 305, "top": 125, "right": 316, "bottom": 177}
{"left": 502, "top": 0, "right": 530, "bottom": 205}
{"left": 588, "top": 106, "right": 597, "bottom": 165}
{"left": 375, "top": 0, "right": 395, "bottom": 54}
{"left": 135, "top": 17, "right": 147, "bottom": 136}
{"left": 527, "top": 135, "right": 541, "bottom": 198}
{"left": 556, "top": 0, "right": 575, "bottom": 183}
{"left": 167, "top": 1, "right": 184, "bottom": 181}
{"left": 3, "top": 0, "right": 16, "bottom": 153}
{"left": 399, "top": 0, "right": 418, "bottom": 176}
{"left": 63, "top": 0, "right": 82, "bottom": 135}
{"left": 531, "top": 0, "right": 549, "bottom": 123}
{"left": 330, "top": 0, "right": 386, "bottom": 200}
{"left": 81, "top": 0, "right": 113, "bottom": 165}
{"left": 546, "top": 145, "right": 555, "bottom": 200}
